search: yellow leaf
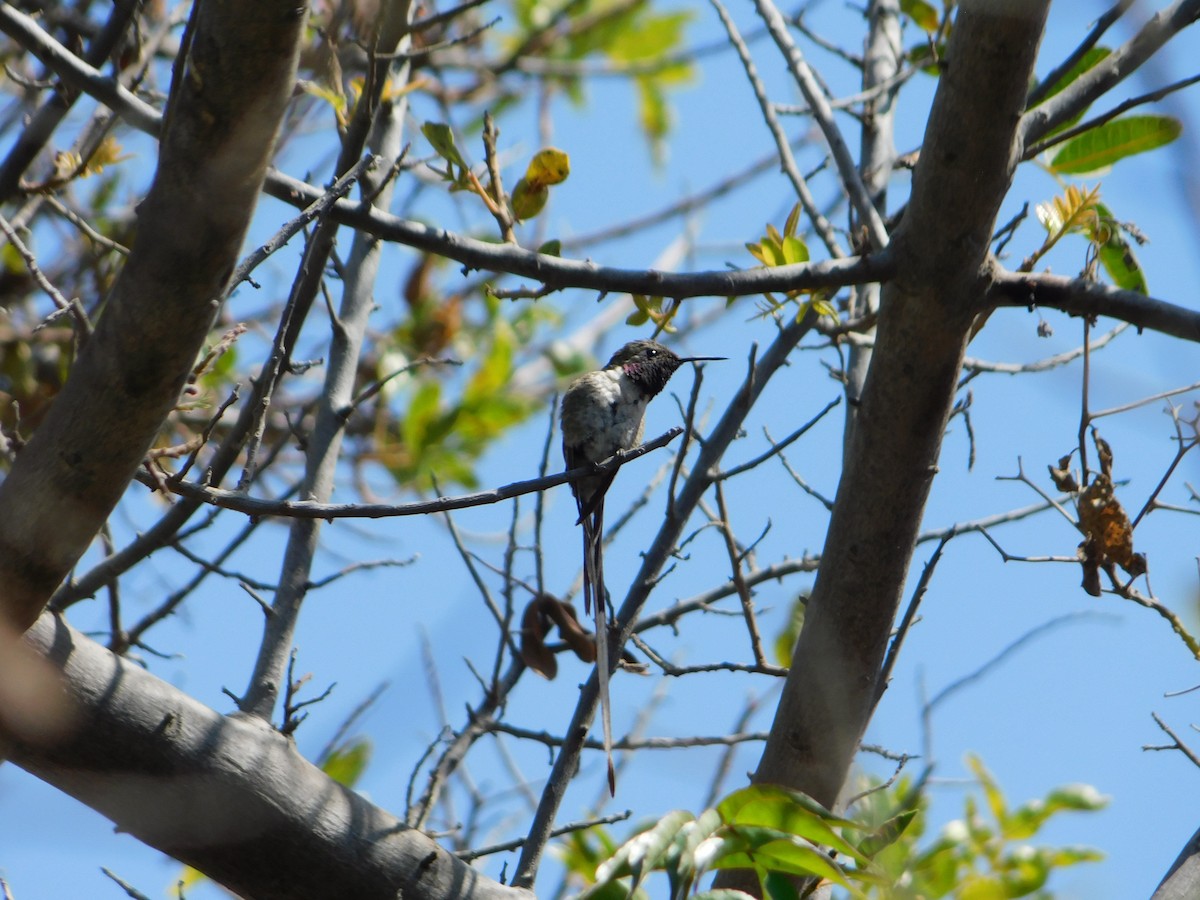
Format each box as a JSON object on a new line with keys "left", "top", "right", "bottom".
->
{"left": 746, "top": 242, "right": 769, "bottom": 265}
{"left": 82, "top": 137, "right": 130, "bottom": 176}
{"left": 783, "top": 202, "right": 801, "bottom": 239}
{"left": 511, "top": 177, "right": 548, "bottom": 219}
{"left": 524, "top": 148, "right": 570, "bottom": 188}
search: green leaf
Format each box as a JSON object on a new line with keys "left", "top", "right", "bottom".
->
{"left": 1049, "top": 115, "right": 1182, "bottom": 175}
{"left": 595, "top": 810, "right": 694, "bottom": 892}
{"left": 858, "top": 808, "right": 919, "bottom": 858}
{"left": 1045, "top": 845, "right": 1105, "bottom": 867}
{"left": 608, "top": 11, "right": 692, "bottom": 62}
{"left": 710, "top": 834, "right": 852, "bottom": 890}
{"left": 321, "top": 738, "right": 371, "bottom": 787}
{"left": 404, "top": 379, "right": 443, "bottom": 452}
{"left": 1043, "top": 783, "right": 1109, "bottom": 813}
{"left": 907, "top": 41, "right": 948, "bottom": 76}
{"left": 780, "top": 235, "right": 809, "bottom": 266}
{"left": 958, "top": 874, "right": 1007, "bottom": 900}
{"left": 671, "top": 808, "right": 725, "bottom": 891}
{"left": 511, "top": 176, "right": 549, "bottom": 219}
{"left": 537, "top": 239, "right": 562, "bottom": 257}
{"left": 420, "top": 121, "right": 466, "bottom": 169}
{"left": 1092, "top": 203, "right": 1148, "bottom": 294}
{"left": 966, "top": 753, "right": 1007, "bottom": 828}
{"left": 900, "top": 0, "right": 939, "bottom": 33}
{"left": 999, "top": 850, "right": 1050, "bottom": 895}
{"left": 718, "top": 785, "right": 866, "bottom": 863}
{"left": 782, "top": 202, "right": 801, "bottom": 239}
{"left": 558, "top": 824, "right": 621, "bottom": 883}
{"left": 635, "top": 76, "right": 672, "bottom": 154}
{"left": 773, "top": 596, "right": 804, "bottom": 668}
{"left": 746, "top": 242, "right": 770, "bottom": 265}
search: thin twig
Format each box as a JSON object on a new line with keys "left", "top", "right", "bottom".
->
{"left": 1026, "top": 72, "right": 1200, "bottom": 160}
{"left": 1145, "top": 712, "right": 1200, "bottom": 769}
{"left": 751, "top": 0, "right": 888, "bottom": 249}
{"left": 875, "top": 533, "right": 954, "bottom": 706}
{"left": 161, "top": 427, "right": 684, "bottom": 519}
{"left": 717, "top": 396, "right": 840, "bottom": 481}
{"left": 708, "top": 0, "right": 844, "bottom": 258}
{"left": 715, "top": 481, "right": 767, "bottom": 666}
{"left": 0, "top": 212, "right": 91, "bottom": 336}
{"left": 455, "top": 811, "right": 633, "bottom": 862}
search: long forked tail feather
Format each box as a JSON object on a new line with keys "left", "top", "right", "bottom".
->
{"left": 582, "top": 502, "right": 615, "bottom": 795}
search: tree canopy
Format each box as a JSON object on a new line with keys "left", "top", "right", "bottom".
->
{"left": 2, "top": 1, "right": 1200, "bottom": 898}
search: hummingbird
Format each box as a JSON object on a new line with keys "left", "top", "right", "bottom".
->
{"left": 560, "top": 339, "right": 724, "bottom": 792}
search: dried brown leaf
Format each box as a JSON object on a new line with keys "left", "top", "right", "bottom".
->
{"left": 1077, "top": 471, "right": 1141, "bottom": 577}
{"left": 520, "top": 597, "right": 557, "bottom": 680}
{"left": 1048, "top": 454, "right": 1079, "bottom": 493}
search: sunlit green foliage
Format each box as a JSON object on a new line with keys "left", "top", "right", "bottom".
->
{"left": 557, "top": 759, "right": 1105, "bottom": 899}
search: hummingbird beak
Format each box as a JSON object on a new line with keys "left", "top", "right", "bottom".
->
{"left": 678, "top": 356, "right": 726, "bottom": 363}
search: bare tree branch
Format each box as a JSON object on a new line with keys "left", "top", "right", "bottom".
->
{"left": 0, "top": 0, "right": 308, "bottom": 632}
{"left": 7, "top": 614, "right": 530, "bottom": 900}
{"left": 1021, "top": 0, "right": 1200, "bottom": 146}
{"left": 156, "top": 428, "right": 685, "bottom": 519}
{"left": 989, "top": 266, "right": 1200, "bottom": 343}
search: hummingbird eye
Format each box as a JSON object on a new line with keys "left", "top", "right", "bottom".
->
{"left": 647, "top": 348, "right": 658, "bottom": 357}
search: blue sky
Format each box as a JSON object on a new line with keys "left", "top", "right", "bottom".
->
{"left": 4, "top": 2, "right": 1200, "bottom": 898}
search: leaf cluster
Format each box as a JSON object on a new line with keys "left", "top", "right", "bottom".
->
{"left": 564, "top": 756, "right": 1106, "bottom": 900}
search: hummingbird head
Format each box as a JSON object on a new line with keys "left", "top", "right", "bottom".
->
{"left": 605, "top": 340, "right": 725, "bottom": 398}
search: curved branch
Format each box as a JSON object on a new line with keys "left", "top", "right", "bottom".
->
{"left": 0, "top": 2, "right": 162, "bottom": 135}
{"left": 989, "top": 267, "right": 1200, "bottom": 343}
{"left": 6, "top": 614, "right": 528, "bottom": 900}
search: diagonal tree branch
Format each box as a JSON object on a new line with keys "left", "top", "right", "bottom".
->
{"left": 0, "top": 2, "right": 162, "bottom": 135}
{"left": 0, "top": 0, "right": 307, "bottom": 633}
{"left": 0, "top": 0, "right": 141, "bottom": 201}
{"left": 239, "top": 0, "right": 417, "bottom": 722}
{"left": 750, "top": 0, "right": 890, "bottom": 250}
{"left": 1021, "top": 0, "right": 1200, "bottom": 146}
{"left": 6, "top": 614, "right": 529, "bottom": 900}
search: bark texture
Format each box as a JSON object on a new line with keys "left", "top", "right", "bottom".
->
{"left": 743, "top": 0, "right": 1050, "bottom": 809}
{"left": 0, "top": 1, "right": 306, "bottom": 631}
{"left": 4, "top": 614, "right": 530, "bottom": 900}
{"left": 1155, "top": 825, "right": 1200, "bottom": 900}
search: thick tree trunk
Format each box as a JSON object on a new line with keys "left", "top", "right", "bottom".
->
{"left": 1155, "top": 825, "right": 1200, "bottom": 899}
{"left": 734, "top": 0, "right": 1050, "bottom": 832}
{"left": 0, "top": 1, "right": 305, "bottom": 631}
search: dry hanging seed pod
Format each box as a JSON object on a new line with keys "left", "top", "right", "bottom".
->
{"left": 1074, "top": 431, "right": 1147, "bottom": 596}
